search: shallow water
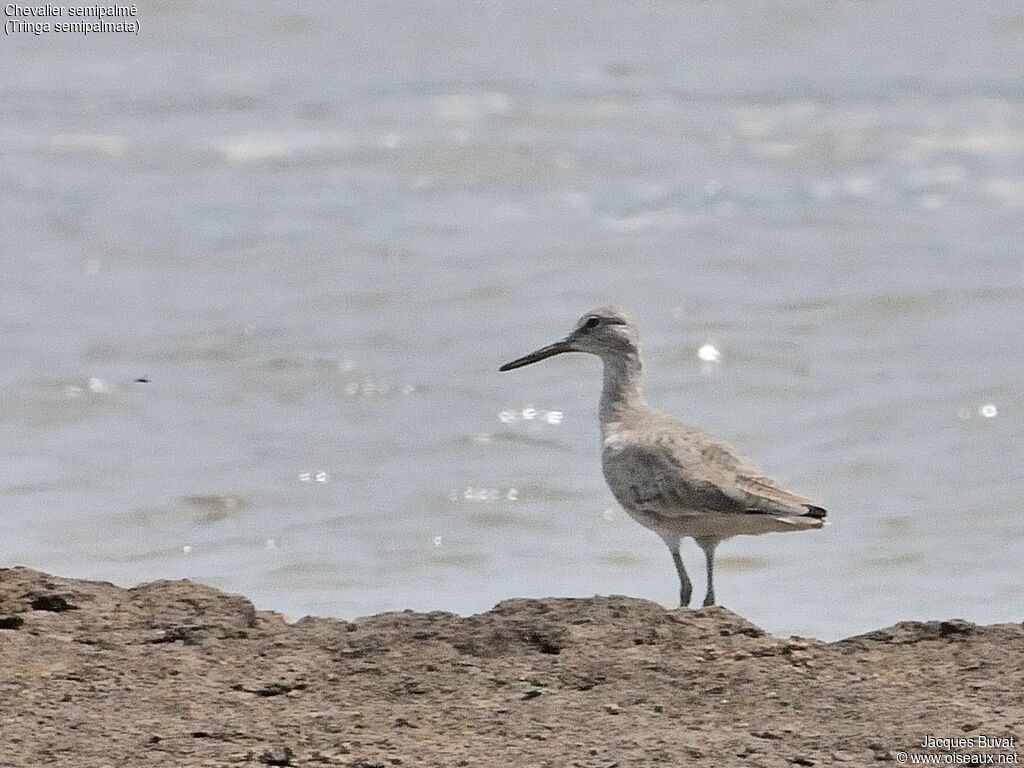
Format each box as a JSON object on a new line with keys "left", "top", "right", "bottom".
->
{"left": 1, "top": 1, "right": 1022, "bottom": 639}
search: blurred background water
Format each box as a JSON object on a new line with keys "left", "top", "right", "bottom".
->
{"left": 1, "top": 1, "right": 1021, "bottom": 639}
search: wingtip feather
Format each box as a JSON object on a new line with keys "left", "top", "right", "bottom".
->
{"left": 803, "top": 505, "right": 828, "bottom": 520}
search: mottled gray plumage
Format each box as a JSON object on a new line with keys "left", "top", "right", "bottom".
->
{"left": 500, "top": 306, "right": 826, "bottom": 607}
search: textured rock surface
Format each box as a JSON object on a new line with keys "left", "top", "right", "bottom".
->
{"left": 1, "top": 567, "right": 1021, "bottom": 767}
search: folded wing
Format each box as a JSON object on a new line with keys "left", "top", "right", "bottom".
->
{"left": 606, "top": 427, "right": 826, "bottom": 520}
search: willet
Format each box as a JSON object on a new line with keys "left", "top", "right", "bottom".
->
{"left": 499, "top": 306, "right": 827, "bottom": 607}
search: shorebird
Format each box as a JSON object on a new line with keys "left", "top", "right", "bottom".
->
{"left": 499, "top": 306, "right": 827, "bottom": 607}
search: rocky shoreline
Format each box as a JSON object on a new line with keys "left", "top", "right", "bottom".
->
{"left": 0, "top": 567, "right": 1021, "bottom": 767}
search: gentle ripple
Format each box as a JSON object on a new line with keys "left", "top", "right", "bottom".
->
{"left": 1, "top": 1, "right": 1022, "bottom": 639}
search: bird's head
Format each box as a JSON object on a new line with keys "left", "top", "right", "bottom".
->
{"left": 499, "top": 306, "right": 639, "bottom": 371}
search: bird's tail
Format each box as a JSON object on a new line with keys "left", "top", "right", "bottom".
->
{"left": 802, "top": 505, "right": 827, "bottom": 520}
{"left": 766, "top": 505, "right": 828, "bottom": 531}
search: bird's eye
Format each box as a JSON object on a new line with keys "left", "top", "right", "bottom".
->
{"left": 583, "top": 316, "right": 601, "bottom": 330}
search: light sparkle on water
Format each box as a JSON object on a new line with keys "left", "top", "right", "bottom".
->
{"left": 499, "top": 407, "right": 563, "bottom": 424}
{"left": 450, "top": 487, "right": 519, "bottom": 502}
{"left": 698, "top": 343, "right": 721, "bottom": 363}
{"left": 958, "top": 404, "right": 999, "bottom": 420}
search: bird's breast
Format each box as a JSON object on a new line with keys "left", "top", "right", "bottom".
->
{"left": 600, "top": 420, "right": 628, "bottom": 453}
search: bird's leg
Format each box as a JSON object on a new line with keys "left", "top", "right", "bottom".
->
{"left": 695, "top": 537, "right": 720, "bottom": 607}
{"left": 668, "top": 545, "right": 692, "bottom": 608}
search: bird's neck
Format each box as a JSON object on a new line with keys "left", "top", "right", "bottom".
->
{"left": 599, "top": 352, "right": 646, "bottom": 423}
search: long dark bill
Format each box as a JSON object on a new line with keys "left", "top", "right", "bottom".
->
{"left": 499, "top": 340, "right": 572, "bottom": 371}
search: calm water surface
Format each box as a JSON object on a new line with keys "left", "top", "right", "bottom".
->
{"left": 1, "top": 1, "right": 1022, "bottom": 639}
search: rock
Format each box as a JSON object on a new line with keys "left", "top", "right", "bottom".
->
{"left": 258, "top": 746, "right": 293, "bottom": 766}
{"left": 0, "top": 567, "right": 1022, "bottom": 767}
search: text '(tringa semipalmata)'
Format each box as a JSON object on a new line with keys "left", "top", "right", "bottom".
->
{"left": 500, "top": 306, "right": 827, "bottom": 607}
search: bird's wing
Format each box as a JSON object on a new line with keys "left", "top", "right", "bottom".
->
{"left": 732, "top": 472, "right": 823, "bottom": 516}
{"left": 608, "top": 430, "right": 819, "bottom": 519}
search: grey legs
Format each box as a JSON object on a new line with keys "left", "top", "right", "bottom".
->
{"left": 669, "top": 546, "right": 693, "bottom": 607}
{"left": 664, "top": 536, "right": 722, "bottom": 608}
{"left": 695, "top": 537, "right": 720, "bottom": 607}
